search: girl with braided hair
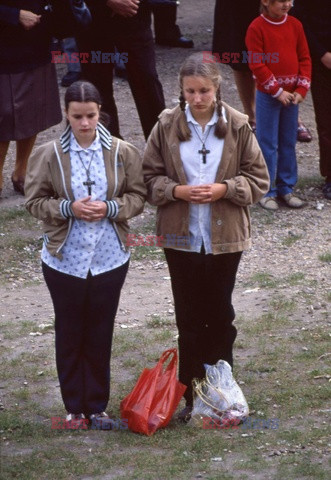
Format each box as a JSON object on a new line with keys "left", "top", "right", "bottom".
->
{"left": 143, "top": 52, "right": 269, "bottom": 422}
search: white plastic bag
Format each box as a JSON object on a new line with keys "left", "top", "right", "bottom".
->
{"left": 189, "top": 360, "right": 249, "bottom": 428}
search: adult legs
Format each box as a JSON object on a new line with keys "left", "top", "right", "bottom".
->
{"left": 256, "top": 91, "right": 281, "bottom": 198}
{"left": 117, "top": 28, "right": 165, "bottom": 139}
{"left": 0, "top": 141, "right": 10, "bottom": 195}
{"left": 76, "top": 27, "right": 120, "bottom": 137}
{"left": 14, "top": 135, "right": 37, "bottom": 186}
{"left": 310, "top": 62, "right": 331, "bottom": 185}
{"left": 233, "top": 70, "right": 256, "bottom": 125}
{"left": 277, "top": 103, "right": 298, "bottom": 196}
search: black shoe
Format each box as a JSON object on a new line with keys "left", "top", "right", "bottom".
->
{"left": 114, "top": 63, "right": 128, "bottom": 80}
{"left": 177, "top": 405, "right": 193, "bottom": 423}
{"left": 322, "top": 182, "right": 331, "bottom": 200}
{"left": 61, "top": 71, "right": 82, "bottom": 88}
{"left": 156, "top": 36, "right": 194, "bottom": 48}
{"left": 89, "top": 412, "right": 114, "bottom": 430}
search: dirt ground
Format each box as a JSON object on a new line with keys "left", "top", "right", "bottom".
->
{"left": 0, "top": 1, "right": 330, "bottom": 477}
{"left": 0, "top": 0, "right": 328, "bottom": 320}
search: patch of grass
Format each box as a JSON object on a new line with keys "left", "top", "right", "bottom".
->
{"left": 0, "top": 206, "right": 41, "bottom": 283}
{"left": 281, "top": 234, "right": 302, "bottom": 247}
{"left": 296, "top": 175, "right": 324, "bottom": 190}
{"left": 245, "top": 271, "right": 307, "bottom": 289}
{"left": 146, "top": 314, "right": 174, "bottom": 328}
{"left": 247, "top": 272, "right": 280, "bottom": 288}
{"left": 318, "top": 252, "right": 331, "bottom": 263}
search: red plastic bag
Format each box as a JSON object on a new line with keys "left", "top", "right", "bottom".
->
{"left": 120, "top": 348, "right": 186, "bottom": 435}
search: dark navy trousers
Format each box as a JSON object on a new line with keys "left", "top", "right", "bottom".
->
{"left": 42, "top": 261, "right": 128, "bottom": 415}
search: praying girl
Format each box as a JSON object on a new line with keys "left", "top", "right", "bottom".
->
{"left": 25, "top": 81, "right": 146, "bottom": 429}
{"left": 143, "top": 52, "right": 269, "bottom": 422}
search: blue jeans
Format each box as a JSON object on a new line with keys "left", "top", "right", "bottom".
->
{"left": 256, "top": 90, "right": 298, "bottom": 198}
{"left": 62, "top": 37, "right": 81, "bottom": 74}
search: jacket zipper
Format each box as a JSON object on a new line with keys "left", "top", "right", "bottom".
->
{"left": 53, "top": 142, "right": 74, "bottom": 254}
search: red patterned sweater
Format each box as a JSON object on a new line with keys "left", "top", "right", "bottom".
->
{"left": 245, "top": 14, "right": 311, "bottom": 98}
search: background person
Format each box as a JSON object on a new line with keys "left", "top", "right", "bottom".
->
{"left": 25, "top": 81, "right": 146, "bottom": 429}
{"left": 0, "top": 0, "right": 62, "bottom": 197}
{"left": 143, "top": 52, "right": 269, "bottom": 422}
{"left": 212, "top": 0, "right": 311, "bottom": 142}
{"left": 291, "top": 0, "right": 331, "bottom": 199}
{"left": 246, "top": 0, "right": 311, "bottom": 211}
{"left": 76, "top": 0, "right": 165, "bottom": 140}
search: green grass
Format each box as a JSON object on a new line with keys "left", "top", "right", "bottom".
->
{"left": 0, "top": 206, "right": 42, "bottom": 284}
{"left": 1, "top": 202, "right": 330, "bottom": 480}
{"left": 318, "top": 252, "right": 331, "bottom": 263}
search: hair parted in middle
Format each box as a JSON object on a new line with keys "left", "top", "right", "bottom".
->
{"left": 177, "top": 51, "right": 227, "bottom": 141}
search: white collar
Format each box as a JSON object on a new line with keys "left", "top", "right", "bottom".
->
{"left": 185, "top": 105, "right": 226, "bottom": 127}
{"left": 70, "top": 130, "right": 101, "bottom": 152}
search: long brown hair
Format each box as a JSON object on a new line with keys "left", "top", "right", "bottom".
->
{"left": 177, "top": 52, "right": 227, "bottom": 141}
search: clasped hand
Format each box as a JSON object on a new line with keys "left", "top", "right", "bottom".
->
{"left": 277, "top": 91, "right": 303, "bottom": 106}
{"left": 174, "top": 184, "right": 228, "bottom": 204}
{"left": 19, "top": 10, "right": 41, "bottom": 30}
{"left": 106, "top": 0, "right": 140, "bottom": 17}
{"left": 71, "top": 197, "right": 107, "bottom": 222}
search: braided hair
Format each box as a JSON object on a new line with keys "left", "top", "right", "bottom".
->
{"left": 177, "top": 52, "right": 227, "bottom": 141}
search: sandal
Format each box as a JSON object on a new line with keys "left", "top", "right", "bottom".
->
{"left": 297, "top": 124, "right": 312, "bottom": 143}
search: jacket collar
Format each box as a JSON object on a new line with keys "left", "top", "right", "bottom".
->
{"left": 60, "top": 122, "right": 112, "bottom": 153}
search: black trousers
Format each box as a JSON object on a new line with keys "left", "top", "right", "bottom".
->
{"left": 164, "top": 248, "right": 242, "bottom": 406}
{"left": 42, "top": 261, "right": 129, "bottom": 415}
{"left": 311, "top": 61, "right": 331, "bottom": 182}
{"left": 77, "top": 3, "right": 165, "bottom": 140}
{"left": 152, "top": 0, "right": 181, "bottom": 42}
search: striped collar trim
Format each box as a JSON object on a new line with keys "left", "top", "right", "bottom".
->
{"left": 60, "top": 122, "right": 112, "bottom": 153}
{"left": 261, "top": 13, "right": 288, "bottom": 25}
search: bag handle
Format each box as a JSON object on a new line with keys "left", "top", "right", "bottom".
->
{"left": 157, "top": 348, "right": 178, "bottom": 372}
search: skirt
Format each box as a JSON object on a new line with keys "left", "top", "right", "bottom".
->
{"left": 0, "top": 63, "right": 62, "bottom": 142}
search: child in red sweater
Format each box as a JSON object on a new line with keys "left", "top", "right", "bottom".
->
{"left": 246, "top": 0, "right": 311, "bottom": 210}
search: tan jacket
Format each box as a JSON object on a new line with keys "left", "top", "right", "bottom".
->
{"left": 25, "top": 136, "right": 146, "bottom": 258}
{"left": 143, "top": 103, "right": 270, "bottom": 254}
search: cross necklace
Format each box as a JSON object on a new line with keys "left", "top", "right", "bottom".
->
{"left": 77, "top": 151, "right": 96, "bottom": 195}
{"left": 192, "top": 124, "right": 212, "bottom": 164}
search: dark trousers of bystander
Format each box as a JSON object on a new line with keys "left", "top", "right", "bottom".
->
{"left": 164, "top": 248, "right": 242, "bottom": 406}
{"left": 76, "top": 4, "right": 165, "bottom": 140}
{"left": 310, "top": 61, "right": 331, "bottom": 182}
{"left": 42, "top": 261, "right": 129, "bottom": 416}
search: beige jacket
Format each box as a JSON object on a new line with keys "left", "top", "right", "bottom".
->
{"left": 143, "top": 103, "right": 270, "bottom": 254}
{"left": 25, "top": 135, "right": 146, "bottom": 258}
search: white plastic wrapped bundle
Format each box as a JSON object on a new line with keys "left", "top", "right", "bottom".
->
{"left": 189, "top": 360, "right": 249, "bottom": 428}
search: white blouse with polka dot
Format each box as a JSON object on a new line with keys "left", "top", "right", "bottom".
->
{"left": 41, "top": 132, "right": 130, "bottom": 278}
